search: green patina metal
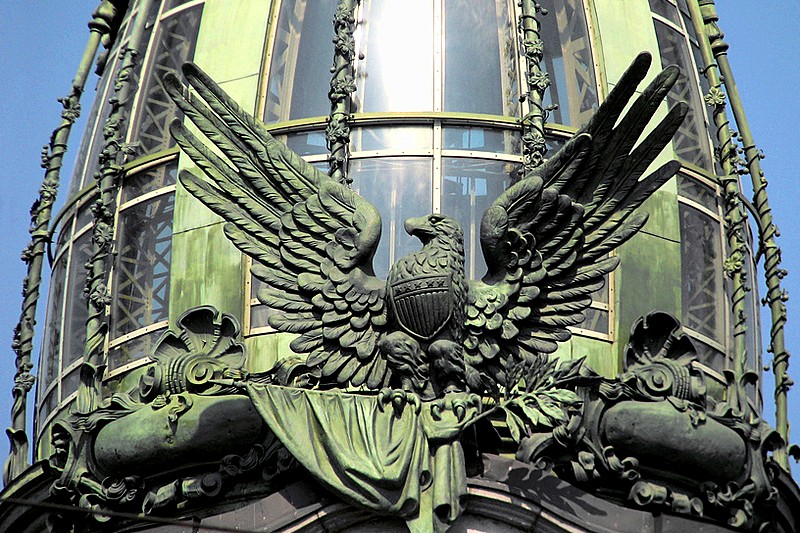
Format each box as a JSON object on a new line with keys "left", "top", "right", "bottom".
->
{"left": 3, "top": 0, "right": 125, "bottom": 485}
{"left": 148, "top": 53, "right": 688, "bottom": 530}
{"left": 699, "top": 0, "right": 793, "bottom": 468}
{"left": 78, "top": 0, "right": 147, "bottom": 415}
{"left": 686, "top": 1, "right": 750, "bottom": 382}
{"left": 519, "top": 0, "right": 549, "bottom": 173}
{"left": 326, "top": 0, "right": 360, "bottom": 184}
{"left": 6, "top": 2, "right": 798, "bottom": 531}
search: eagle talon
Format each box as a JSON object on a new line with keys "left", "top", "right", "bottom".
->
{"left": 377, "top": 388, "right": 392, "bottom": 411}
{"left": 377, "top": 389, "right": 421, "bottom": 417}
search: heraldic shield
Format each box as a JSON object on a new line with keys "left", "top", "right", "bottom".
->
{"left": 389, "top": 274, "right": 454, "bottom": 340}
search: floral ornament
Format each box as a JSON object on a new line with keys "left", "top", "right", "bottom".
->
{"left": 139, "top": 306, "right": 245, "bottom": 402}
{"left": 527, "top": 71, "right": 550, "bottom": 91}
{"left": 88, "top": 284, "right": 112, "bottom": 308}
{"left": 328, "top": 75, "right": 356, "bottom": 102}
{"left": 704, "top": 86, "right": 726, "bottom": 107}
{"left": 522, "top": 38, "right": 544, "bottom": 59}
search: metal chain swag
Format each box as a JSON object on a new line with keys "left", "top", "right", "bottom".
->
{"left": 519, "top": 0, "right": 549, "bottom": 173}
{"left": 3, "top": 1, "right": 124, "bottom": 485}
{"left": 698, "top": 0, "right": 794, "bottom": 468}
{"left": 78, "top": 0, "right": 154, "bottom": 415}
{"left": 326, "top": 0, "right": 360, "bottom": 185}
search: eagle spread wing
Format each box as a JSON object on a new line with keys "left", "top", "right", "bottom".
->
{"left": 167, "top": 52, "right": 685, "bottom": 397}
{"left": 464, "top": 52, "right": 688, "bottom": 389}
{"left": 165, "top": 64, "right": 391, "bottom": 389}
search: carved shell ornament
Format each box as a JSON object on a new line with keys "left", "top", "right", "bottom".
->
{"left": 138, "top": 306, "right": 245, "bottom": 401}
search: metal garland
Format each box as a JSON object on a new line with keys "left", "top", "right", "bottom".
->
{"left": 519, "top": 0, "right": 549, "bottom": 173}
{"left": 78, "top": 0, "right": 153, "bottom": 415}
{"left": 326, "top": 0, "right": 360, "bottom": 185}
{"left": 698, "top": 0, "right": 792, "bottom": 468}
{"left": 3, "top": 1, "right": 124, "bottom": 486}
{"left": 685, "top": 1, "right": 750, "bottom": 381}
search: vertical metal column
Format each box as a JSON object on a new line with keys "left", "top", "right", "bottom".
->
{"left": 327, "top": 0, "right": 360, "bottom": 185}
{"left": 685, "top": 1, "right": 750, "bottom": 381}
{"left": 78, "top": 0, "right": 154, "bottom": 415}
{"left": 519, "top": 0, "right": 549, "bottom": 174}
{"left": 3, "top": 1, "right": 124, "bottom": 485}
{"left": 698, "top": 0, "right": 792, "bottom": 468}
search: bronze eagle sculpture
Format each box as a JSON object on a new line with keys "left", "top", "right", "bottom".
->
{"left": 164, "top": 52, "right": 687, "bottom": 401}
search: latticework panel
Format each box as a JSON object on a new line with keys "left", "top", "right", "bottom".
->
{"left": 539, "top": 0, "right": 598, "bottom": 127}
{"left": 132, "top": 5, "right": 202, "bottom": 157}
{"left": 110, "top": 192, "right": 174, "bottom": 339}
{"left": 680, "top": 203, "right": 725, "bottom": 350}
{"left": 653, "top": 19, "right": 712, "bottom": 169}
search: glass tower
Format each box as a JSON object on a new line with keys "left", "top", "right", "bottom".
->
{"left": 5, "top": 1, "right": 795, "bottom": 532}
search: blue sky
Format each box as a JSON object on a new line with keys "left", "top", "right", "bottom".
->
{"left": 0, "top": 1, "right": 797, "bottom": 480}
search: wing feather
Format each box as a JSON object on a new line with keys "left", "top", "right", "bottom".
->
{"left": 466, "top": 53, "right": 686, "bottom": 390}
{"left": 166, "top": 63, "right": 391, "bottom": 389}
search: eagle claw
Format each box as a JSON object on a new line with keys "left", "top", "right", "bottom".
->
{"left": 378, "top": 388, "right": 421, "bottom": 417}
{"left": 430, "top": 392, "right": 482, "bottom": 422}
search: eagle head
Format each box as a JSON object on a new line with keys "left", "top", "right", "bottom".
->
{"left": 404, "top": 214, "right": 463, "bottom": 246}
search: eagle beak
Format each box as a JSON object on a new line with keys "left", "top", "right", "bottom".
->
{"left": 405, "top": 216, "right": 435, "bottom": 243}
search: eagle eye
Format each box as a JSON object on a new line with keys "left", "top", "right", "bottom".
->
{"left": 429, "top": 214, "right": 444, "bottom": 224}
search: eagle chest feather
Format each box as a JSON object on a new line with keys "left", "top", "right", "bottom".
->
{"left": 387, "top": 240, "right": 466, "bottom": 341}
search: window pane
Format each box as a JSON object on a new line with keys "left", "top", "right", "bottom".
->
{"left": 444, "top": 0, "right": 519, "bottom": 116}
{"left": 108, "top": 328, "right": 165, "bottom": 371}
{"left": 441, "top": 158, "right": 516, "bottom": 278}
{"left": 580, "top": 307, "right": 609, "bottom": 334}
{"left": 351, "top": 158, "right": 433, "bottom": 279}
{"left": 122, "top": 162, "right": 177, "bottom": 203}
{"left": 280, "top": 131, "right": 330, "bottom": 156}
{"left": 680, "top": 203, "right": 724, "bottom": 343}
{"left": 62, "top": 232, "right": 92, "bottom": 367}
{"left": 39, "top": 255, "right": 68, "bottom": 396}
{"left": 678, "top": 175, "right": 718, "bottom": 211}
{"left": 131, "top": 5, "right": 203, "bottom": 157}
{"left": 653, "top": 20, "right": 713, "bottom": 169}
{"left": 264, "top": 0, "right": 339, "bottom": 122}
{"left": 351, "top": 126, "right": 433, "bottom": 152}
{"left": 355, "top": 0, "right": 435, "bottom": 112}
{"left": 693, "top": 336, "right": 726, "bottom": 373}
{"left": 538, "top": 0, "right": 599, "bottom": 127}
{"left": 111, "top": 193, "right": 174, "bottom": 338}
{"left": 648, "top": 0, "right": 680, "bottom": 24}
{"left": 443, "top": 127, "right": 520, "bottom": 154}
{"left": 61, "top": 368, "right": 81, "bottom": 401}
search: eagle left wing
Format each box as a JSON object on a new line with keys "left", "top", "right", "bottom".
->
{"left": 165, "top": 64, "right": 391, "bottom": 389}
{"left": 465, "top": 53, "right": 687, "bottom": 390}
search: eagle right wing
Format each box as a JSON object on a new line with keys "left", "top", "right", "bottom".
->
{"left": 465, "top": 53, "right": 687, "bottom": 389}
{"left": 165, "top": 63, "right": 391, "bottom": 389}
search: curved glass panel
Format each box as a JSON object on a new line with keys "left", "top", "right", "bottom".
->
{"left": 680, "top": 202, "right": 725, "bottom": 359}
{"left": 111, "top": 189, "right": 174, "bottom": 339}
{"left": 38, "top": 254, "right": 67, "bottom": 400}
{"left": 354, "top": 0, "right": 435, "bottom": 113}
{"left": 441, "top": 158, "right": 516, "bottom": 278}
{"left": 281, "top": 131, "right": 329, "bottom": 156}
{"left": 351, "top": 158, "right": 433, "bottom": 279}
{"left": 108, "top": 328, "right": 165, "bottom": 372}
{"left": 352, "top": 126, "right": 433, "bottom": 152}
{"left": 121, "top": 162, "right": 177, "bottom": 203}
{"left": 538, "top": 0, "right": 599, "bottom": 126}
{"left": 444, "top": 0, "right": 518, "bottom": 115}
{"left": 652, "top": 19, "right": 712, "bottom": 169}
{"left": 443, "top": 127, "right": 520, "bottom": 154}
{"left": 60, "top": 231, "right": 92, "bottom": 374}
{"left": 264, "top": 0, "right": 339, "bottom": 122}
{"left": 131, "top": 4, "right": 203, "bottom": 157}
